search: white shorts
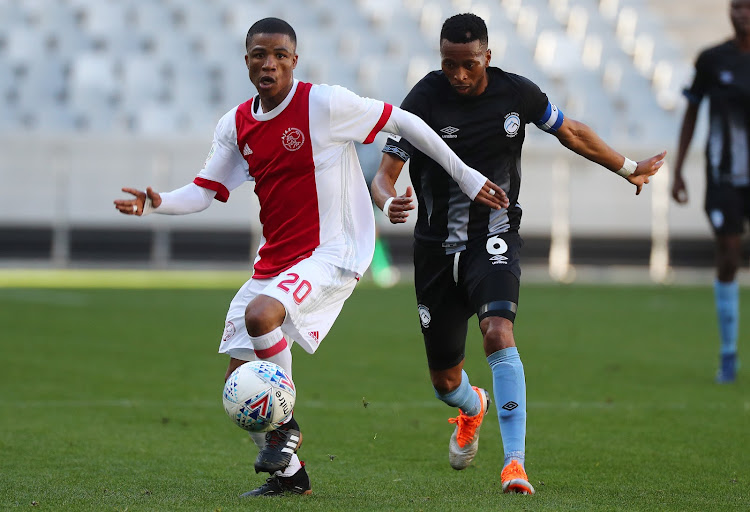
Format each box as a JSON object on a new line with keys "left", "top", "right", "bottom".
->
{"left": 218, "top": 256, "right": 359, "bottom": 360}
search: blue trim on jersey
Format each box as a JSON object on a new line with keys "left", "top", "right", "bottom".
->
{"left": 535, "top": 102, "right": 564, "bottom": 133}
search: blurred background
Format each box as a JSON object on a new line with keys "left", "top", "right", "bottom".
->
{"left": 0, "top": 0, "right": 734, "bottom": 283}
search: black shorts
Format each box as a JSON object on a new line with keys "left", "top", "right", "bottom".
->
{"left": 704, "top": 184, "right": 750, "bottom": 235}
{"left": 413, "top": 233, "right": 522, "bottom": 371}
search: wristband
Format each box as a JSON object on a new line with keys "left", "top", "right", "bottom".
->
{"left": 142, "top": 196, "right": 155, "bottom": 216}
{"left": 383, "top": 197, "right": 395, "bottom": 219}
{"left": 616, "top": 157, "right": 637, "bottom": 178}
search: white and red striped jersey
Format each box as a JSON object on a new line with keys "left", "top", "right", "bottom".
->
{"left": 195, "top": 79, "right": 392, "bottom": 279}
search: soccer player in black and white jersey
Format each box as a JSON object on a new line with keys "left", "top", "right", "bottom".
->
{"left": 672, "top": 0, "right": 750, "bottom": 383}
{"left": 371, "top": 13, "right": 665, "bottom": 494}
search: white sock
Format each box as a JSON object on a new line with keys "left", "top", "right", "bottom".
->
{"left": 276, "top": 454, "right": 301, "bottom": 477}
{"left": 265, "top": 345, "right": 293, "bottom": 378}
{"left": 249, "top": 431, "right": 266, "bottom": 450}
{"left": 249, "top": 327, "right": 293, "bottom": 377}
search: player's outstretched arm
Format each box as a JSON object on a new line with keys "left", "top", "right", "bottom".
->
{"left": 372, "top": 153, "right": 415, "bottom": 224}
{"left": 671, "top": 102, "right": 699, "bottom": 204}
{"left": 553, "top": 117, "right": 666, "bottom": 195}
{"left": 382, "top": 107, "right": 508, "bottom": 209}
{"left": 113, "top": 183, "right": 215, "bottom": 216}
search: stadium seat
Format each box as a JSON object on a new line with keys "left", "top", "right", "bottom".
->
{"left": 120, "top": 56, "right": 170, "bottom": 109}
{"left": 68, "top": 53, "right": 119, "bottom": 112}
{"left": 14, "top": 60, "right": 68, "bottom": 109}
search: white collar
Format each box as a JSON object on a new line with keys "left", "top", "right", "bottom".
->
{"left": 252, "top": 79, "right": 299, "bottom": 121}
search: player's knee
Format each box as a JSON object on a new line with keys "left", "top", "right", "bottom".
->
{"left": 430, "top": 371, "right": 462, "bottom": 395}
{"left": 244, "top": 299, "right": 284, "bottom": 336}
{"left": 482, "top": 318, "right": 515, "bottom": 354}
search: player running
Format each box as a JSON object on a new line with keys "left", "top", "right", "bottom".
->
{"left": 114, "top": 17, "right": 506, "bottom": 497}
{"left": 371, "top": 13, "right": 665, "bottom": 494}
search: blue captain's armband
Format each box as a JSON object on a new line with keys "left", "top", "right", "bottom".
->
{"left": 535, "top": 102, "right": 564, "bottom": 133}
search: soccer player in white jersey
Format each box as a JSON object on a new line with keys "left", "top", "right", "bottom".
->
{"left": 114, "top": 17, "right": 507, "bottom": 497}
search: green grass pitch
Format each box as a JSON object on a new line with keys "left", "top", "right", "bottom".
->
{"left": 0, "top": 277, "right": 748, "bottom": 511}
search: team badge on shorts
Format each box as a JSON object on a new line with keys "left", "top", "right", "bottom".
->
{"left": 418, "top": 304, "right": 431, "bottom": 328}
{"left": 281, "top": 127, "right": 305, "bottom": 151}
{"left": 222, "top": 321, "right": 236, "bottom": 342}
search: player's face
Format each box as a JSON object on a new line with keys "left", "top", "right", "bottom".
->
{"left": 731, "top": 0, "right": 750, "bottom": 37}
{"left": 440, "top": 39, "right": 491, "bottom": 96}
{"left": 245, "top": 33, "right": 298, "bottom": 105}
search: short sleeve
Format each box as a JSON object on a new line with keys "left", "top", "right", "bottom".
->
{"left": 194, "top": 107, "right": 250, "bottom": 202}
{"left": 683, "top": 51, "right": 709, "bottom": 105}
{"left": 515, "top": 75, "right": 549, "bottom": 124}
{"left": 328, "top": 85, "right": 392, "bottom": 144}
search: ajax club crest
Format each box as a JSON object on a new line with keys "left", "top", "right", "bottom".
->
{"left": 281, "top": 127, "right": 305, "bottom": 151}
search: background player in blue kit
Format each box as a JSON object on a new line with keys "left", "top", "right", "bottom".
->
{"left": 672, "top": 0, "right": 750, "bottom": 383}
{"left": 371, "top": 13, "right": 666, "bottom": 494}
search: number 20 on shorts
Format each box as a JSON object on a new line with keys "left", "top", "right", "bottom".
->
{"left": 277, "top": 273, "right": 313, "bottom": 304}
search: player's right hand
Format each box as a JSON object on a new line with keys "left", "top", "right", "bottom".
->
{"left": 114, "top": 187, "right": 162, "bottom": 216}
{"left": 671, "top": 175, "right": 688, "bottom": 204}
{"left": 385, "top": 186, "right": 416, "bottom": 224}
{"left": 475, "top": 180, "right": 509, "bottom": 210}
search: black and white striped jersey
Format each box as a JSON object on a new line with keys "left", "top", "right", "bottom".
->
{"left": 684, "top": 40, "right": 750, "bottom": 187}
{"left": 382, "top": 67, "right": 553, "bottom": 252}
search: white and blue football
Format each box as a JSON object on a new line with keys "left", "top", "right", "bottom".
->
{"left": 222, "top": 361, "right": 296, "bottom": 432}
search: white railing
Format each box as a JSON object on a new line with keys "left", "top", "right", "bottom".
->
{"left": 0, "top": 135, "right": 706, "bottom": 281}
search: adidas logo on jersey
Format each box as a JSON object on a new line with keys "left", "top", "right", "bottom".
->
{"left": 243, "top": 144, "right": 253, "bottom": 156}
{"left": 440, "top": 126, "right": 459, "bottom": 138}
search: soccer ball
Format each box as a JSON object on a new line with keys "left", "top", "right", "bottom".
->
{"left": 222, "top": 361, "right": 296, "bottom": 432}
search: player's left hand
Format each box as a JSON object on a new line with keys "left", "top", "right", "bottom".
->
{"left": 627, "top": 151, "right": 667, "bottom": 195}
{"left": 385, "top": 186, "right": 416, "bottom": 224}
{"left": 114, "top": 186, "right": 162, "bottom": 215}
{"left": 475, "top": 179, "right": 509, "bottom": 209}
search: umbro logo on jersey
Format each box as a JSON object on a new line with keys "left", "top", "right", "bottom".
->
{"left": 243, "top": 144, "right": 252, "bottom": 156}
{"left": 309, "top": 331, "right": 320, "bottom": 343}
{"left": 440, "top": 126, "right": 459, "bottom": 138}
{"left": 490, "top": 254, "right": 508, "bottom": 265}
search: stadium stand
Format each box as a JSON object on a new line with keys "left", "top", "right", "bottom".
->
{"left": 0, "top": 0, "right": 721, "bottom": 141}
{"left": 0, "top": 0, "right": 732, "bottom": 272}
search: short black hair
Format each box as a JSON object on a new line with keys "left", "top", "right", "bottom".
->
{"left": 246, "top": 17, "right": 297, "bottom": 49}
{"left": 440, "top": 13, "right": 488, "bottom": 46}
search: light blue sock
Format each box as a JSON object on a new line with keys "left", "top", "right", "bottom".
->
{"left": 714, "top": 280, "right": 739, "bottom": 355}
{"left": 488, "top": 347, "right": 526, "bottom": 468}
{"left": 434, "top": 370, "right": 480, "bottom": 416}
